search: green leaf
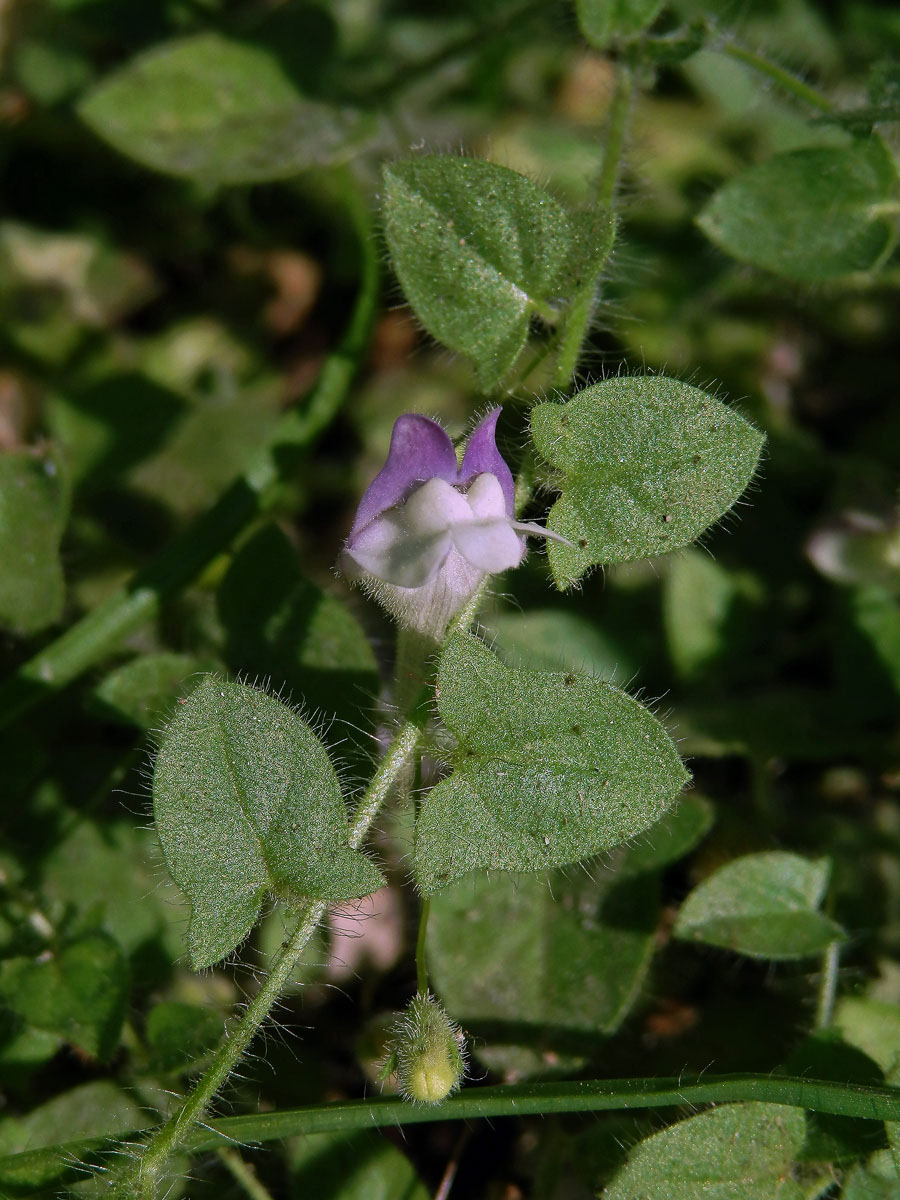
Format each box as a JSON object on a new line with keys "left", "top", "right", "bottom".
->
{"left": 0, "top": 932, "right": 127, "bottom": 1061}
{"left": 414, "top": 634, "right": 687, "bottom": 893}
{"left": 662, "top": 548, "right": 762, "bottom": 680}
{"left": 0, "top": 1081, "right": 144, "bottom": 1191}
{"left": 92, "top": 652, "right": 217, "bottom": 729}
{"left": 39, "top": 817, "right": 188, "bottom": 983}
{"left": 851, "top": 586, "right": 900, "bottom": 695}
{"left": 382, "top": 156, "right": 613, "bottom": 388}
{"left": 835, "top": 997, "right": 900, "bottom": 1073}
{"left": 288, "top": 1130, "right": 428, "bottom": 1200}
{"left": 218, "top": 523, "right": 379, "bottom": 726}
{"left": 601, "top": 1102, "right": 808, "bottom": 1200}
{"left": 484, "top": 608, "right": 638, "bottom": 680}
{"left": 576, "top": 0, "right": 664, "bottom": 47}
{"left": 531, "top": 376, "right": 765, "bottom": 588}
{"left": 128, "top": 319, "right": 284, "bottom": 517}
{"left": 887, "top": 1064, "right": 900, "bottom": 1185}
{"left": 146, "top": 1001, "right": 222, "bottom": 1073}
{"left": 674, "top": 851, "right": 844, "bottom": 959}
{"left": 78, "top": 33, "right": 370, "bottom": 184}
{"left": 0, "top": 448, "right": 68, "bottom": 636}
{"left": 617, "top": 794, "right": 714, "bottom": 876}
{"left": 783, "top": 1033, "right": 886, "bottom": 1167}
{"left": 696, "top": 140, "right": 898, "bottom": 282}
{"left": 153, "top": 677, "right": 384, "bottom": 969}
{"left": 428, "top": 869, "right": 659, "bottom": 1048}
{"left": 842, "top": 1151, "right": 900, "bottom": 1200}
{"left": 0, "top": 1080, "right": 143, "bottom": 1156}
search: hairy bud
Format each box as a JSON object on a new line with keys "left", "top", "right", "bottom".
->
{"left": 383, "top": 991, "right": 467, "bottom": 1105}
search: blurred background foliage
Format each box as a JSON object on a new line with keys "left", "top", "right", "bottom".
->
{"left": 0, "top": 0, "right": 899, "bottom": 1196}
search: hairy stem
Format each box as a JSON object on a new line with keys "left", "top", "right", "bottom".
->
{"left": 125, "top": 902, "right": 325, "bottom": 1199}
{"left": 718, "top": 41, "right": 833, "bottom": 112}
{"left": 0, "top": 175, "right": 379, "bottom": 733}
{"left": 553, "top": 60, "right": 634, "bottom": 389}
{"left": 118, "top": 712, "right": 425, "bottom": 1198}
{"left": 594, "top": 61, "right": 636, "bottom": 209}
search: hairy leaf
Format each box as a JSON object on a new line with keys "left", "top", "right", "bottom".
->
{"left": 602, "top": 1102, "right": 808, "bottom": 1199}
{"left": 415, "top": 634, "right": 687, "bottom": 893}
{"left": 674, "top": 851, "right": 844, "bottom": 959}
{"left": 697, "top": 140, "right": 898, "bottom": 282}
{"left": 79, "top": 34, "right": 369, "bottom": 184}
{"left": 842, "top": 1150, "right": 900, "bottom": 1200}
{"left": 153, "top": 677, "right": 383, "bottom": 968}
{"left": 617, "top": 794, "right": 714, "bottom": 876}
{"left": 531, "top": 376, "right": 764, "bottom": 588}
{"left": 485, "top": 608, "right": 637, "bottom": 680}
{"left": 382, "top": 156, "right": 613, "bottom": 388}
{"left": 429, "top": 869, "right": 659, "bottom": 1046}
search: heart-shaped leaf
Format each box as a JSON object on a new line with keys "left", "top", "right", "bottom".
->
{"left": 383, "top": 156, "right": 613, "bottom": 388}
{"left": 697, "top": 139, "right": 898, "bottom": 282}
{"left": 531, "top": 376, "right": 765, "bottom": 588}
{"left": 674, "top": 851, "right": 845, "bottom": 959}
{"left": 79, "top": 34, "right": 370, "bottom": 184}
{"left": 415, "top": 634, "right": 688, "bottom": 893}
{"left": 153, "top": 677, "right": 384, "bottom": 968}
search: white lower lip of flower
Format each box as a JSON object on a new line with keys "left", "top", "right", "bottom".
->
{"left": 346, "top": 473, "right": 526, "bottom": 588}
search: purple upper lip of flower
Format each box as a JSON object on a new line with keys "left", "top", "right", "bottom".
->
{"left": 348, "top": 408, "right": 515, "bottom": 543}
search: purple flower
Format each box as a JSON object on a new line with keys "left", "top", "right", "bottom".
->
{"left": 341, "top": 409, "right": 563, "bottom": 637}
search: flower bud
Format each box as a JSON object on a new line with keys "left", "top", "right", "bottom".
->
{"left": 385, "top": 991, "right": 467, "bottom": 1105}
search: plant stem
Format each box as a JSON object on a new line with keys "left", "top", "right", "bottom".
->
{"left": 216, "top": 1147, "right": 275, "bottom": 1200}
{"left": 553, "top": 60, "right": 633, "bottom": 389}
{"left": 180, "top": 1073, "right": 900, "bottom": 1143}
{"left": 594, "top": 61, "right": 635, "bottom": 209}
{"left": 415, "top": 897, "right": 431, "bottom": 995}
{"left": 0, "top": 176, "right": 379, "bottom": 733}
{"left": 718, "top": 42, "right": 833, "bottom": 112}
{"left": 126, "top": 900, "right": 326, "bottom": 1199}
{"left": 348, "top": 714, "right": 425, "bottom": 851}
{"left": 815, "top": 940, "right": 841, "bottom": 1031}
{"left": 14, "top": 1071, "right": 900, "bottom": 1181}
{"left": 118, "top": 711, "right": 424, "bottom": 1198}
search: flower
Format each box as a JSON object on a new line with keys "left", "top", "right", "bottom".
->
{"left": 340, "top": 408, "right": 563, "bottom": 637}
